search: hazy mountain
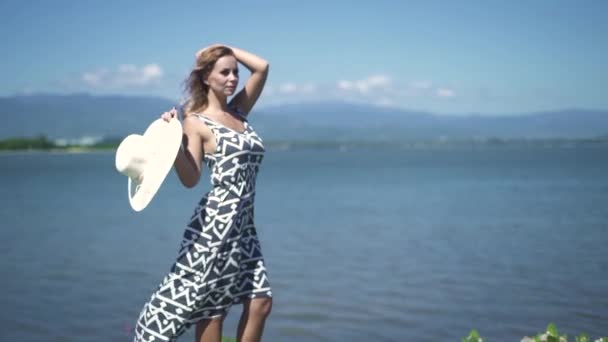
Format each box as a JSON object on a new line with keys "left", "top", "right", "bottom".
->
{"left": 1, "top": 93, "right": 607, "bottom": 141}
{"left": 1, "top": 93, "right": 175, "bottom": 140}
{"left": 254, "top": 102, "right": 608, "bottom": 140}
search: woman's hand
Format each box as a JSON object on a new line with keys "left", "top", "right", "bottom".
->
{"left": 160, "top": 107, "right": 178, "bottom": 122}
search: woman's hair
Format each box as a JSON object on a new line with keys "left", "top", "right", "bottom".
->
{"left": 182, "top": 46, "right": 235, "bottom": 117}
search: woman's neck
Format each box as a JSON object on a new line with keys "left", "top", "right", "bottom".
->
{"left": 206, "top": 92, "right": 229, "bottom": 113}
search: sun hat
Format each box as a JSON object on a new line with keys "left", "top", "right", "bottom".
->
{"left": 115, "top": 118, "right": 182, "bottom": 211}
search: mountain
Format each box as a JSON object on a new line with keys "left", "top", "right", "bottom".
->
{"left": 1, "top": 93, "right": 607, "bottom": 141}
{"left": 254, "top": 102, "right": 608, "bottom": 140}
{"left": 0, "top": 93, "right": 175, "bottom": 140}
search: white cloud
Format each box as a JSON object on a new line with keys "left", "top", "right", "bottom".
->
{"left": 258, "top": 75, "right": 459, "bottom": 110}
{"left": 82, "top": 69, "right": 108, "bottom": 86}
{"left": 366, "top": 75, "right": 391, "bottom": 87}
{"left": 81, "top": 63, "right": 163, "bottom": 88}
{"left": 401, "top": 81, "right": 457, "bottom": 99}
{"left": 338, "top": 80, "right": 352, "bottom": 90}
{"left": 142, "top": 64, "right": 163, "bottom": 80}
{"left": 437, "top": 88, "right": 456, "bottom": 98}
{"left": 277, "top": 82, "right": 317, "bottom": 95}
{"left": 337, "top": 74, "right": 392, "bottom": 94}
{"left": 279, "top": 82, "right": 298, "bottom": 94}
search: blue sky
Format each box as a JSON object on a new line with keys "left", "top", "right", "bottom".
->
{"left": 1, "top": 0, "right": 606, "bottom": 115}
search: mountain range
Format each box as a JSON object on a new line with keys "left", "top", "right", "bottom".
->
{"left": 1, "top": 93, "right": 607, "bottom": 142}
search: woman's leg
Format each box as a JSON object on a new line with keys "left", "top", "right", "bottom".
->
{"left": 195, "top": 317, "right": 224, "bottom": 342}
{"left": 236, "top": 297, "right": 273, "bottom": 342}
{"left": 133, "top": 272, "right": 198, "bottom": 342}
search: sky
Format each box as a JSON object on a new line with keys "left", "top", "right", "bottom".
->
{"left": 1, "top": 0, "right": 606, "bottom": 115}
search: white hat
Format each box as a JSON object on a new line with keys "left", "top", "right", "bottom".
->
{"left": 115, "top": 118, "right": 182, "bottom": 212}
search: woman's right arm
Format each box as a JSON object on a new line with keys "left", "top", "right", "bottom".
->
{"left": 174, "top": 115, "right": 204, "bottom": 188}
{"left": 162, "top": 108, "right": 204, "bottom": 188}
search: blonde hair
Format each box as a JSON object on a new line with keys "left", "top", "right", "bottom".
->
{"left": 182, "top": 46, "right": 235, "bottom": 117}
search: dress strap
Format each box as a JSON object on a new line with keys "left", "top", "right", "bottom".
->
{"left": 192, "top": 113, "right": 218, "bottom": 127}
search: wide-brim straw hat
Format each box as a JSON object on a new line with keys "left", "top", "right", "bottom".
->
{"left": 115, "top": 118, "right": 182, "bottom": 211}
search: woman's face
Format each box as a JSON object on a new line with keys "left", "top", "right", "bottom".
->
{"left": 206, "top": 55, "right": 239, "bottom": 97}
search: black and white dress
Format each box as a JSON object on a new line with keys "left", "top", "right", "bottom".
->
{"left": 134, "top": 112, "right": 272, "bottom": 342}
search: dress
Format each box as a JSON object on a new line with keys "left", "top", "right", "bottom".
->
{"left": 134, "top": 112, "right": 272, "bottom": 342}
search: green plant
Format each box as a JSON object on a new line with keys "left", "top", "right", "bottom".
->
{"left": 543, "top": 322, "right": 566, "bottom": 342}
{"left": 462, "top": 323, "right": 606, "bottom": 341}
{"left": 462, "top": 329, "right": 483, "bottom": 342}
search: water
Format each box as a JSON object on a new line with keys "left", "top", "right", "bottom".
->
{"left": 1, "top": 146, "right": 607, "bottom": 341}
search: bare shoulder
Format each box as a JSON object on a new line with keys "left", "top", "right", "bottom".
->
{"left": 183, "top": 114, "right": 217, "bottom": 155}
{"left": 182, "top": 114, "right": 212, "bottom": 141}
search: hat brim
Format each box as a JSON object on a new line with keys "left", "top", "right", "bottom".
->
{"left": 127, "top": 118, "right": 182, "bottom": 212}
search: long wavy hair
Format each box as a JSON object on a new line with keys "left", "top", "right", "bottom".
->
{"left": 182, "top": 46, "right": 235, "bottom": 117}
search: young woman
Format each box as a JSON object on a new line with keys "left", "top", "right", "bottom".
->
{"left": 133, "top": 44, "right": 272, "bottom": 342}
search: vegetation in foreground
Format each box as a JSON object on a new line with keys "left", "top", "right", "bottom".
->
{"left": 463, "top": 323, "right": 607, "bottom": 342}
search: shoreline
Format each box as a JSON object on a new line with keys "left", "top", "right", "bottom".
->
{"left": 0, "top": 148, "right": 115, "bottom": 155}
{"left": 1, "top": 139, "right": 608, "bottom": 155}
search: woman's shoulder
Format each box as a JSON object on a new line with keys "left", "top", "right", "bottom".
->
{"left": 182, "top": 114, "right": 211, "bottom": 137}
{"left": 182, "top": 112, "right": 203, "bottom": 124}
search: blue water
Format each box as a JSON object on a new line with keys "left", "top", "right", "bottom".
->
{"left": 1, "top": 146, "right": 607, "bottom": 341}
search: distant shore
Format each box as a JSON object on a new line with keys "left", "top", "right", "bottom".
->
{"left": 1, "top": 135, "right": 608, "bottom": 153}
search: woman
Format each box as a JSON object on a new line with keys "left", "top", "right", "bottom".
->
{"left": 133, "top": 44, "right": 272, "bottom": 342}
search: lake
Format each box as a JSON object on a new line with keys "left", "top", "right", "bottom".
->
{"left": 1, "top": 145, "right": 607, "bottom": 341}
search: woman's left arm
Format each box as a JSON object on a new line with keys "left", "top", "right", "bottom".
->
{"left": 228, "top": 46, "right": 269, "bottom": 115}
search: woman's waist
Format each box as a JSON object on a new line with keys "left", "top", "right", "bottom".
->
{"left": 210, "top": 175, "right": 257, "bottom": 189}
{"left": 204, "top": 184, "right": 256, "bottom": 200}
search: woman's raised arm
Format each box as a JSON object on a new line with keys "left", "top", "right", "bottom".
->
{"left": 228, "top": 46, "right": 269, "bottom": 115}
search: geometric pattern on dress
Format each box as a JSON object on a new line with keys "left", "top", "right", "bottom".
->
{"left": 133, "top": 112, "right": 272, "bottom": 342}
